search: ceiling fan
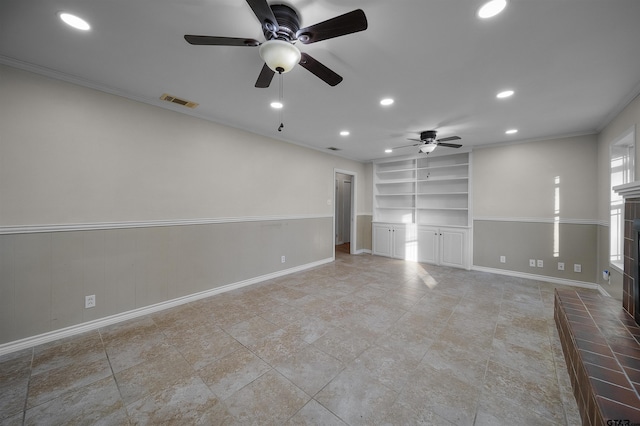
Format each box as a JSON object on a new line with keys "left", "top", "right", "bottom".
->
{"left": 184, "top": 0, "right": 368, "bottom": 88}
{"left": 395, "top": 130, "right": 463, "bottom": 154}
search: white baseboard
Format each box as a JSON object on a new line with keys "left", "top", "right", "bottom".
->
{"left": 354, "top": 249, "right": 372, "bottom": 254}
{"left": 0, "top": 257, "right": 333, "bottom": 356}
{"left": 471, "top": 265, "right": 599, "bottom": 290}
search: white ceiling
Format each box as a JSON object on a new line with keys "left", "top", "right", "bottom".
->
{"left": 2, "top": 0, "right": 640, "bottom": 162}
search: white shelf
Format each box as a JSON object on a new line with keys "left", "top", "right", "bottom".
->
{"left": 373, "top": 152, "right": 471, "bottom": 228}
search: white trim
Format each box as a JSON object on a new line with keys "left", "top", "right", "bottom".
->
{"left": 0, "top": 257, "right": 333, "bottom": 356}
{"left": 614, "top": 181, "right": 640, "bottom": 200}
{"left": 355, "top": 249, "right": 372, "bottom": 255}
{"left": 472, "top": 265, "right": 599, "bottom": 290}
{"left": 597, "top": 285, "right": 612, "bottom": 298}
{"left": 0, "top": 214, "right": 332, "bottom": 235}
{"left": 473, "top": 216, "right": 603, "bottom": 226}
{"left": 610, "top": 261, "right": 624, "bottom": 275}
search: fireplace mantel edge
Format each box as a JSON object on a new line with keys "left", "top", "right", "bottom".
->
{"left": 614, "top": 181, "right": 640, "bottom": 199}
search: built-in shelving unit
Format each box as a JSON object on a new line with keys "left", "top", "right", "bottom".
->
{"left": 374, "top": 152, "right": 471, "bottom": 227}
{"left": 373, "top": 151, "right": 472, "bottom": 269}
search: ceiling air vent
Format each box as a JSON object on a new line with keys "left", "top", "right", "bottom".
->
{"left": 327, "top": 147, "right": 341, "bottom": 151}
{"left": 160, "top": 93, "right": 199, "bottom": 109}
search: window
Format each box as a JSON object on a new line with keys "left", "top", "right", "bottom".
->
{"left": 610, "top": 127, "right": 635, "bottom": 268}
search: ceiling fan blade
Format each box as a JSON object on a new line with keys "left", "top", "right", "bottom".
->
{"left": 437, "top": 136, "right": 462, "bottom": 142}
{"left": 184, "top": 35, "right": 260, "bottom": 46}
{"left": 245, "top": 0, "right": 279, "bottom": 33}
{"left": 296, "top": 9, "right": 367, "bottom": 44}
{"left": 298, "top": 53, "right": 343, "bottom": 86}
{"left": 437, "top": 142, "right": 463, "bottom": 148}
{"left": 394, "top": 143, "right": 423, "bottom": 149}
{"left": 255, "top": 63, "right": 275, "bottom": 88}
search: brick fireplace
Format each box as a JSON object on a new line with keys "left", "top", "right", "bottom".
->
{"left": 553, "top": 182, "right": 640, "bottom": 425}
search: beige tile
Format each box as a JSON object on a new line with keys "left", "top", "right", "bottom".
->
{"left": 474, "top": 392, "right": 556, "bottom": 426}
{"left": 102, "top": 317, "right": 173, "bottom": 373}
{"left": 197, "top": 347, "right": 271, "bottom": 401}
{"left": 248, "top": 327, "right": 310, "bottom": 366}
{"left": 223, "top": 370, "right": 309, "bottom": 424}
{"left": 163, "top": 322, "right": 243, "bottom": 370}
{"left": 483, "top": 360, "right": 565, "bottom": 423}
{"left": 285, "top": 399, "right": 348, "bottom": 426}
{"left": 396, "top": 363, "right": 481, "bottom": 426}
{"left": 24, "top": 376, "right": 126, "bottom": 425}
{"left": 274, "top": 345, "right": 344, "bottom": 396}
{"left": 27, "top": 349, "right": 112, "bottom": 408}
{"left": 222, "top": 315, "right": 280, "bottom": 346}
{"left": 312, "top": 326, "right": 372, "bottom": 364}
{"left": 114, "top": 346, "right": 194, "bottom": 405}
{"left": 314, "top": 362, "right": 398, "bottom": 425}
{"left": 0, "top": 349, "right": 32, "bottom": 421}
{"left": 125, "top": 375, "right": 219, "bottom": 424}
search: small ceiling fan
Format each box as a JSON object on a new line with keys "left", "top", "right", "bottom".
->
{"left": 184, "top": 0, "right": 368, "bottom": 87}
{"left": 394, "top": 130, "right": 463, "bottom": 154}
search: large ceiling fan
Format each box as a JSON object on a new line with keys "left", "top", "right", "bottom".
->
{"left": 395, "top": 130, "right": 463, "bottom": 154}
{"left": 184, "top": 0, "right": 368, "bottom": 88}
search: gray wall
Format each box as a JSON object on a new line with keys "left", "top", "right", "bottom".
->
{"left": 0, "top": 64, "right": 370, "bottom": 346}
{"left": 473, "top": 135, "right": 599, "bottom": 283}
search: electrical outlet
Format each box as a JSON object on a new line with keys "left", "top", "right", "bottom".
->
{"left": 529, "top": 259, "right": 536, "bottom": 267}
{"left": 537, "top": 259, "right": 543, "bottom": 268}
{"left": 85, "top": 295, "right": 96, "bottom": 309}
{"left": 500, "top": 256, "right": 506, "bottom": 263}
{"left": 281, "top": 256, "right": 286, "bottom": 263}
{"left": 574, "top": 264, "right": 582, "bottom": 273}
{"left": 558, "top": 262, "right": 565, "bottom": 271}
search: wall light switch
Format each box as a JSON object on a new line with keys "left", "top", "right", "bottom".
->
{"left": 537, "top": 259, "right": 543, "bottom": 268}
{"left": 500, "top": 256, "right": 506, "bottom": 263}
{"left": 529, "top": 259, "right": 536, "bottom": 267}
{"left": 558, "top": 262, "right": 565, "bottom": 271}
{"left": 574, "top": 264, "right": 582, "bottom": 273}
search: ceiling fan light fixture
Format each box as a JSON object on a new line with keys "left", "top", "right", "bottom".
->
{"left": 419, "top": 144, "right": 437, "bottom": 154}
{"left": 477, "top": 0, "right": 507, "bottom": 19}
{"left": 259, "top": 40, "right": 301, "bottom": 73}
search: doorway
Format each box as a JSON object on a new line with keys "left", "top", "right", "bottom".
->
{"left": 334, "top": 169, "right": 356, "bottom": 256}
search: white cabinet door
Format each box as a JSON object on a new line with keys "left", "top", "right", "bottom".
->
{"left": 372, "top": 224, "right": 392, "bottom": 257}
{"left": 416, "top": 226, "right": 469, "bottom": 268}
{"left": 392, "top": 224, "right": 417, "bottom": 261}
{"left": 441, "top": 229, "right": 466, "bottom": 268}
{"left": 417, "top": 226, "right": 439, "bottom": 264}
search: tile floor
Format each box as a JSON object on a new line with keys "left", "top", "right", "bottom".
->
{"left": 1, "top": 250, "right": 584, "bottom": 425}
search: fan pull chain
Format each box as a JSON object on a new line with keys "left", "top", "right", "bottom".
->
{"left": 277, "top": 71, "right": 284, "bottom": 132}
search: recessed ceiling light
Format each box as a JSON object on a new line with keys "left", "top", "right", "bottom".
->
{"left": 496, "top": 90, "right": 514, "bottom": 99}
{"left": 385, "top": 149, "right": 393, "bottom": 153}
{"left": 380, "top": 98, "right": 394, "bottom": 106}
{"left": 59, "top": 12, "right": 91, "bottom": 31}
{"left": 270, "top": 101, "right": 283, "bottom": 109}
{"left": 340, "top": 130, "right": 350, "bottom": 136}
{"left": 477, "top": 0, "right": 507, "bottom": 19}
{"left": 505, "top": 129, "right": 518, "bottom": 134}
